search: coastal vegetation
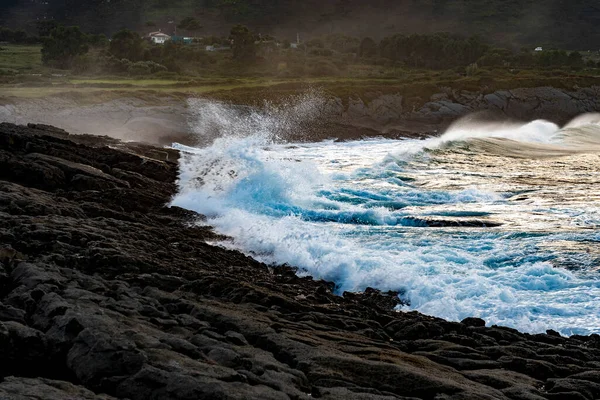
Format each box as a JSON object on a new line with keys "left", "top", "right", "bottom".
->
{"left": 2, "top": 20, "right": 600, "bottom": 109}
{"left": 3, "top": 0, "right": 600, "bottom": 50}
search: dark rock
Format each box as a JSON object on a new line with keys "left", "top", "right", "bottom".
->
{"left": 67, "top": 328, "right": 148, "bottom": 389}
{"left": 462, "top": 317, "right": 486, "bottom": 327}
{"left": 0, "top": 303, "right": 26, "bottom": 323}
{"left": 498, "top": 356, "right": 559, "bottom": 380}
{"left": 463, "top": 369, "right": 541, "bottom": 390}
{"left": 501, "top": 386, "right": 547, "bottom": 400}
{"left": 0, "top": 376, "right": 117, "bottom": 399}
{"left": 545, "top": 392, "right": 589, "bottom": 400}
{"left": 343, "top": 287, "right": 404, "bottom": 310}
{"left": 568, "top": 370, "right": 600, "bottom": 384}
{"left": 207, "top": 347, "right": 242, "bottom": 368}
{"left": 546, "top": 329, "right": 562, "bottom": 337}
{"left": 546, "top": 378, "right": 600, "bottom": 399}
{"left": 0, "top": 320, "right": 51, "bottom": 377}
{"left": 225, "top": 330, "right": 249, "bottom": 346}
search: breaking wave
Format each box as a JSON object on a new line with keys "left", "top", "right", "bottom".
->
{"left": 186, "top": 90, "right": 330, "bottom": 145}
{"left": 171, "top": 97, "right": 600, "bottom": 336}
{"left": 428, "top": 114, "right": 600, "bottom": 158}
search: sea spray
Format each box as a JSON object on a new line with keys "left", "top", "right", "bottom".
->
{"left": 185, "top": 89, "right": 331, "bottom": 145}
{"left": 172, "top": 101, "right": 600, "bottom": 336}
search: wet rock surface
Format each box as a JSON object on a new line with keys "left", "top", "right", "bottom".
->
{"left": 407, "top": 86, "right": 600, "bottom": 128}
{"left": 1, "top": 121, "right": 600, "bottom": 399}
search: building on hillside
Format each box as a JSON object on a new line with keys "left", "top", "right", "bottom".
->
{"left": 171, "top": 36, "right": 193, "bottom": 45}
{"left": 148, "top": 31, "right": 171, "bottom": 44}
{"left": 535, "top": 47, "right": 543, "bottom": 52}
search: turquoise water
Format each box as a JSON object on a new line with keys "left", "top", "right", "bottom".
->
{"left": 172, "top": 99, "right": 600, "bottom": 336}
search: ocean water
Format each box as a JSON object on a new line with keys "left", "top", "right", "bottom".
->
{"left": 171, "top": 96, "right": 600, "bottom": 336}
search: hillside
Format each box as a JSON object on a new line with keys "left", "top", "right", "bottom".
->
{"left": 2, "top": 0, "right": 600, "bottom": 49}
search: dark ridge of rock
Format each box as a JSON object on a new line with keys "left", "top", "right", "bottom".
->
{"left": 402, "top": 216, "right": 504, "bottom": 228}
{"left": 1, "top": 121, "right": 600, "bottom": 400}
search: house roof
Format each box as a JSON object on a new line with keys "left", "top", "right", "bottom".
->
{"left": 148, "top": 31, "right": 171, "bottom": 38}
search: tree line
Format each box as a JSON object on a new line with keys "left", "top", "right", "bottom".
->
{"left": 7, "top": 21, "right": 594, "bottom": 76}
{"left": 375, "top": 33, "right": 488, "bottom": 69}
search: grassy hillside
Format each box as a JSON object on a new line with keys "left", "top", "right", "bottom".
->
{"left": 2, "top": 49, "right": 600, "bottom": 110}
{"left": 0, "top": 45, "right": 41, "bottom": 73}
{"left": 2, "top": 0, "right": 600, "bottom": 50}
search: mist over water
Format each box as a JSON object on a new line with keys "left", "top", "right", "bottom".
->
{"left": 172, "top": 95, "right": 600, "bottom": 336}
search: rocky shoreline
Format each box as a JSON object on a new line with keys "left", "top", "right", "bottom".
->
{"left": 2, "top": 122, "right": 600, "bottom": 399}
{"left": 3, "top": 85, "right": 600, "bottom": 145}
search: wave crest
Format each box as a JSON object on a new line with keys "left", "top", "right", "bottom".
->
{"left": 416, "top": 113, "right": 600, "bottom": 158}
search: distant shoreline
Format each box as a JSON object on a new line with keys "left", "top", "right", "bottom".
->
{"left": 2, "top": 83, "right": 600, "bottom": 146}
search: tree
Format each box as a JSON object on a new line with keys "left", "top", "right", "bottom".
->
{"left": 88, "top": 33, "right": 109, "bottom": 48}
{"left": 306, "top": 38, "right": 324, "bottom": 49}
{"left": 0, "top": 27, "right": 13, "bottom": 42}
{"left": 0, "top": 27, "right": 33, "bottom": 44}
{"left": 358, "top": 37, "right": 377, "bottom": 58}
{"left": 568, "top": 51, "right": 583, "bottom": 68}
{"left": 12, "top": 29, "right": 28, "bottom": 44}
{"left": 36, "top": 20, "right": 59, "bottom": 38}
{"left": 377, "top": 33, "right": 488, "bottom": 69}
{"left": 324, "top": 33, "right": 360, "bottom": 53}
{"left": 229, "top": 24, "right": 256, "bottom": 61}
{"left": 178, "top": 17, "right": 203, "bottom": 32}
{"left": 41, "top": 26, "right": 89, "bottom": 68}
{"left": 109, "top": 29, "right": 145, "bottom": 62}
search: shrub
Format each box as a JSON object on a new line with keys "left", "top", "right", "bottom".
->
{"left": 230, "top": 25, "right": 256, "bottom": 62}
{"left": 127, "top": 61, "right": 168, "bottom": 76}
{"left": 0, "top": 68, "right": 18, "bottom": 76}
{"left": 72, "top": 54, "right": 94, "bottom": 73}
{"left": 466, "top": 62, "right": 479, "bottom": 76}
{"left": 128, "top": 62, "right": 151, "bottom": 76}
{"left": 309, "top": 59, "right": 339, "bottom": 76}
{"left": 145, "top": 61, "right": 168, "bottom": 73}
{"left": 309, "top": 48, "right": 333, "bottom": 57}
{"left": 358, "top": 37, "right": 377, "bottom": 58}
{"left": 153, "top": 71, "right": 180, "bottom": 79}
{"left": 306, "top": 38, "right": 324, "bottom": 49}
{"left": 42, "top": 26, "right": 89, "bottom": 68}
{"left": 288, "top": 62, "right": 306, "bottom": 76}
{"left": 98, "top": 55, "right": 131, "bottom": 74}
{"left": 110, "top": 29, "right": 145, "bottom": 62}
{"left": 0, "top": 27, "right": 36, "bottom": 44}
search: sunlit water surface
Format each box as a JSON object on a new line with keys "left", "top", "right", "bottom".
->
{"left": 172, "top": 98, "right": 600, "bottom": 336}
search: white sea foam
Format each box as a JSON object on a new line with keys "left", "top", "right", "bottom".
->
{"left": 172, "top": 98, "right": 600, "bottom": 336}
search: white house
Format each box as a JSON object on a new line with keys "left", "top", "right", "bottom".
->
{"left": 535, "top": 47, "right": 543, "bottom": 52}
{"left": 148, "top": 31, "right": 171, "bottom": 45}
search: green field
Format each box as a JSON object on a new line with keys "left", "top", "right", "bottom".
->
{"left": 0, "top": 45, "right": 42, "bottom": 73}
{"left": 2, "top": 43, "right": 600, "bottom": 110}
